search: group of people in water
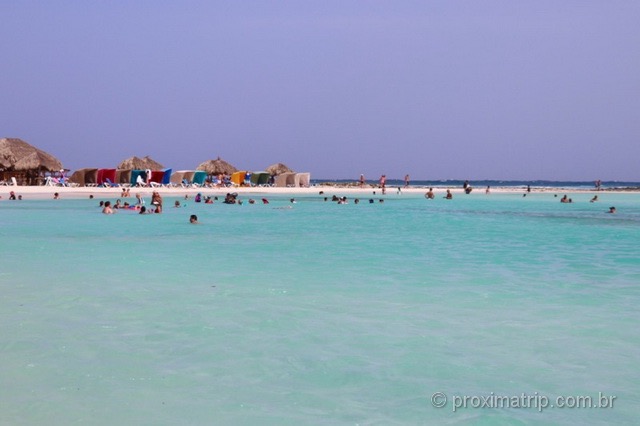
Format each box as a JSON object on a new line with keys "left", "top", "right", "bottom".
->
{"left": 101, "top": 191, "right": 163, "bottom": 214}
{"left": 63, "top": 180, "right": 615, "bottom": 217}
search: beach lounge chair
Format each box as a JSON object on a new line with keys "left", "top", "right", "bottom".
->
{"left": 44, "top": 176, "right": 59, "bottom": 186}
{"left": 105, "top": 178, "right": 120, "bottom": 187}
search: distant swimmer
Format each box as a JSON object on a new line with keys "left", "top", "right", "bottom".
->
{"left": 560, "top": 195, "right": 572, "bottom": 203}
{"left": 486, "top": 186, "right": 490, "bottom": 194}
{"left": 425, "top": 188, "right": 435, "bottom": 199}
{"left": 590, "top": 195, "right": 599, "bottom": 202}
{"left": 190, "top": 214, "right": 199, "bottom": 223}
{"left": 608, "top": 206, "right": 616, "bottom": 214}
{"left": 444, "top": 189, "right": 453, "bottom": 199}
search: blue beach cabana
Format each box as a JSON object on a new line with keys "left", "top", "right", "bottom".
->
{"left": 162, "top": 168, "right": 172, "bottom": 186}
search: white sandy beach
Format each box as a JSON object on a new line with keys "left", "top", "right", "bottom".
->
{"left": 0, "top": 183, "right": 616, "bottom": 201}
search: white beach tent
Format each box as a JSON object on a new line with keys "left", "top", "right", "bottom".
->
{"left": 275, "top": 172, "right": 295, "bottom": 187}
{"left": 296, "top": 172, "right": 311, "bottom": 187}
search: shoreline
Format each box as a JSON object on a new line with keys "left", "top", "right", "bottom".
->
{"left": 0, "top": 184, "right": 635, "bottom": 201}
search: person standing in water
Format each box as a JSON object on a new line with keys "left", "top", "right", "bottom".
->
{"left": 151, "top": 191, "right": 163, "bottom": 213}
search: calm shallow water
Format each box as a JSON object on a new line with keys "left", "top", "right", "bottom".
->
{"left": 1, "top": 191, "right": 639, "bottom": 425}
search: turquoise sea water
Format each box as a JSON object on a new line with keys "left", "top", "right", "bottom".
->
{"left": 1, "top": 191, "right": 639, "bottom": 425}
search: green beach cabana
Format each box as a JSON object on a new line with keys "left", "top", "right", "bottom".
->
{"left": 250, "top": 171, "right": 270, "bottom": 186}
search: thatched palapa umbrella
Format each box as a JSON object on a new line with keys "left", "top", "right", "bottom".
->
{"left": 265, "top": 162, "right": 294, "bottom": 176}
{"left": 117, "top": 155, "right": 164, "bottom": 170}
{"left": 0, "top": 138, "right": 63, "bottom": 171}
{"left": 197, "top": 157, "right": 238, "bottom": 175}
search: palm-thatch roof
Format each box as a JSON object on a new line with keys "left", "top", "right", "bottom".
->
{"left": 197, "top": 157, "right": 238, "bottom": 175}
{"left": 266, "top": 162, "right": 294, "bottom": 176}
{"left": 117, "top": 155, "right": 164, "bottom": 170}
{"left": 0, "top": 138, "right": 63, "bottom": 171}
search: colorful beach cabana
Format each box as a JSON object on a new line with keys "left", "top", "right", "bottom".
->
{"left": 250, "top": 171, "right": 270, "bottom": 186}
{"left": 296, "top": 172, "right": 311, "bottom": 187}
{"left": 83, "top": 168, "right": 98, "bottom": 186}
{"left": 285, "top": 173, "right": 298, "bottom": 187}
{"left": 170, "top": 170, "right": 186, "bottom": 186}
{"left": 161, "top": 168, "right": 172, "bottom": 186}
{"left": 97, "top": 168, "right": 116, "bottom": 186}
{"left": 130, "top": 170, "right": 146, "bottom": 186}
{"left": 182, "top": 171, "right": 195, "bottom": 185}
{"left": 192, "top": 170, "right": 207, "bottom": 186}
{"left": 116, "top": 169, "right": 132, "bottom": 185}
{"left": 69, "top": 168, "right": 98, "bottom": 186}
{"left": 274, "top": 172, "right": 295, "bottom": 187}
{"left": 230, "top": 171, "right": 246, "bottom": 186}
{"left": 150, "top": 170, "right": 165, "bottom": 186}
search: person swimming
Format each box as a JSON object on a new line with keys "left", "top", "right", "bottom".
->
{"left": 102, "top": 201, "right": 114, "bottom": 214}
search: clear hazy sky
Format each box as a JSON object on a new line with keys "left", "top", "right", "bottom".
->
{"left": 2, "top": 1, "right": 638, "bottom": 180}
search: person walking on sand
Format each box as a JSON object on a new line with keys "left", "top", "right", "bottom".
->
{"left": 380, "top": 175, "right": 386, "bottom": 195}
{"left": 404, "top": 174, "right": 410, "bottom": 188}
{"left": 359, "top": 174, "right": 365, "bottom": 188}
